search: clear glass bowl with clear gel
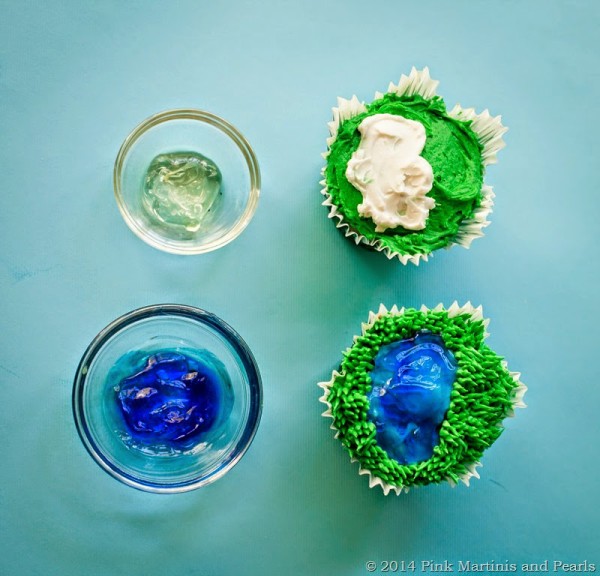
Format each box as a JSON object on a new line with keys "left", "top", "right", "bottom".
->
{"left": 114, "top": 109, "right": 260, "bottom": 254}
{"left": 72, "top": 304, "right": 262, "bottom": 493}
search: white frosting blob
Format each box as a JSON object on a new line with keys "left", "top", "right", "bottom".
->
{"left": 345, "top": 113, "right": 434, "bottom": 232}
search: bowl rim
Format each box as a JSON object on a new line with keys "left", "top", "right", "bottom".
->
{"left": 113, "top": 108, "right": 261, "bottom": 255}
{"left": 72, "top": 304, "right": 263, "bottom": 493}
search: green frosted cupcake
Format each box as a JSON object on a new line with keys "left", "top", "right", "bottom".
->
{"left": 322, "top": 68, "right": 507, "bottom": 264}
{"left": 318, "top": 303, "right": 526, "bottom": 495}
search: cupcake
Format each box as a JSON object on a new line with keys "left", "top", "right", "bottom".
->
{"left": 318, "top": 303, "right": 526, "bottom": 495}
{"left": 322, "top": 68, "right": 507, "bottom": 264}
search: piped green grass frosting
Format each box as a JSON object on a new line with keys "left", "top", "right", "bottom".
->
{"left": 318, "top": 303, "right": 526, "bottom": 495}
{"left": 322, "top": 68, "right": 507, "bottom": 264}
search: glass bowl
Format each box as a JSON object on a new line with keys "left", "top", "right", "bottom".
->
{"left": 114, "top": 109, "right": 260, "bottom": 254}
{"left": 72, "top": 304, "right": 262, "bottom": 493}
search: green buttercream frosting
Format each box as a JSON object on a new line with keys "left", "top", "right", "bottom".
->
{"left": 325, "top": 94, "right": 484, "bottom": 255}
{"left": 326, "top": 308, "right": 518, "bottom": 488}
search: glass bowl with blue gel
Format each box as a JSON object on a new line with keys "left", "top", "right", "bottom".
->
{"left": 72, "top": 304, "right": 262, "bottom": 493}
{"left": 114, "top": 109, "right": 260, "bottom": 254}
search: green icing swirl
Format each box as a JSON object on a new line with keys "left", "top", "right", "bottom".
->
{"left": 326, "top": 309, "right": 518, "bottom": 488}
{"left": 325, "top": 94, "right": 485, "bottom": 256}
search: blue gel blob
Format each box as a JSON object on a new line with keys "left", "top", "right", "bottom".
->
{"left": 367, "top": 331, "right": 457, "bottom": 465}
{"left": 115, "top": 349, "right": 233, "bottom": 449}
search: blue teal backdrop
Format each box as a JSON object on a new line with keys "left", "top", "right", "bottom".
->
{"left": 1, "top": 1, "right": 598, "bottom": 575}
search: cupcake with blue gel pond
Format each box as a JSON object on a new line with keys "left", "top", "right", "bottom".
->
{"left": 318, "top": 303, "right": 526, "bottom": 495}
{"left": 321, "top": 68, "right": 507, "bottom": 264}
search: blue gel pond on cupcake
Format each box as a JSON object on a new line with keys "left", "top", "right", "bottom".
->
{"left": 367, "top": 331, "right": 457, "bottom": 465}
{"left": 113, "top": 349, "right": 233, "bottom": 452}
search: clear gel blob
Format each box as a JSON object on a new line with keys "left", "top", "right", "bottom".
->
{"left": 142, "top": 151, "right": 222, "bottom": 233}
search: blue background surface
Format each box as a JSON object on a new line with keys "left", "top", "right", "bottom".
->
{"left": 1, "top": 1, "right": 598, "bottom": 575}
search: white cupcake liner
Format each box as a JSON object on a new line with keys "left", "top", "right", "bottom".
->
{"left": 321, "top": 67, "right": 508, "bottom": 263}
{"left": 318, "top": 302, "right": 527, "bottom": 495}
